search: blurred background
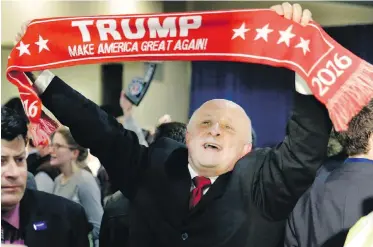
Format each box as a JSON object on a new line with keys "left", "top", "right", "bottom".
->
{"left": 2, "top": 0, "right": 373, "bottom": 148}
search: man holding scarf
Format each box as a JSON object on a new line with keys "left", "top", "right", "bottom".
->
{"left": 16, "top": 3, "right": 332, "bottom": 247}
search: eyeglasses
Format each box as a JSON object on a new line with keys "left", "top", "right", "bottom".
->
{"left": 49, "top": 143, "right": 76, "bottom": 150}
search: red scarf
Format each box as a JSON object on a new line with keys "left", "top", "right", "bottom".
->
{"left": 6, "top": 9, "right": 373, "bottom": 146}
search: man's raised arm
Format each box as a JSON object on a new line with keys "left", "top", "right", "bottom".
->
{"left": 34, "top": 71, "right": 149, "bottom": 199}
{"left": 251, "top": 74, "right": 332, "bottom": 220}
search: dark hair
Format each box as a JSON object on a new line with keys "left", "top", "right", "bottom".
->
{"left": 51, "top": 127, "right": 89, "bottom": 162}
{"left": 3, "top": 97, "right": 28, "bottom": 123}
{"left": 153, "top": 122, "right": 187, "bottom": 144}
{"left": 336, "top": 100, "right": 373, "bottom": 156}
{"left": 1, "top": 106, "right": 28, "bottom": 143}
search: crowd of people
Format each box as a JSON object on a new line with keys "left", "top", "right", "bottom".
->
{"left": 2, "top": 96, "right": 188, "bottom": 247}
{"left": 1, "top": 2, "right": 373, "bottom": 247}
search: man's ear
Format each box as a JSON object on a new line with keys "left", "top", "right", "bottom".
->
{"left": 368, "top": 134, "right": 373, "bottom": 156}
{"left": 185, "top": 131, "right": 190, "bottom": 146}
{"left": 72, "top": 149, "right": 80, "bottom": 161}
{"left": 241, "top": 143, "right": 252, "bottom": 158}
{"left": 25, "top": 138, "right": 30, "bottom": 158}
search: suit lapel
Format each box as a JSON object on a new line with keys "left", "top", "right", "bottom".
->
{"left": 20, "top": 190, "right": 54, "bottom": 247}
{"left": 188, "top": 171, "right": 232, "bottom": 217}
{"left": 164, "top": 148, "right": 191, "bottom": 219}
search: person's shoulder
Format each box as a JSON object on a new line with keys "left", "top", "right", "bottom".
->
{"left": 26, "top": 172, "right": 37, "bottom": 190}
{"left": 80, "top": 168, "right": 94, "bottom": 178}
{"left": 73, "top": 169, "right": 100, "bottom": 192}
{"left": 54, "top": 173, "right": 63, "bottom": 182}
{"left": 151, "top": 136, "right": 186, "bottom": 149}
{"left": 149, "top": 136, "right": 187, "bottom": 160}
{"left": 132, "top": 136, "right": 187, "bottom": 171}
{"left": 27, "top": 189, "right": 84, "bottom": 213}
{"left": 78, "top": 169, "right": 98, "bottom": 184}
{"left": 235, "top": 147, "right": 271, "bottom": 168}
{"left": 301, "top": 171, "right": 345, "bottom": 210}
{"left": 106, "top": 190, "right": 124, "bottom": 203}
{"left": 104, "top": 191, "right": 130, "bottom": 213}
{"left": 25, "top": 190, "right": 91, "bottom": 233}
{"left": 321, "top": 164, "right": 369, "bottom": 201}
{"left": 288, "top": 180, "right": 326, "bottom": 223}
{"left": 251, "top": 147, "right": 271, "bottom": 156}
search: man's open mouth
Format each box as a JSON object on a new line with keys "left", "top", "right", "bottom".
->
{"left": 203, "top": 143, "right": 222, "bottom": 151}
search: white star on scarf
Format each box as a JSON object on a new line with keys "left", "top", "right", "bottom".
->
{"left": 16, "top": 41, "right": 31, "bottom": 56}
{"left": 254, "top": 24, "right": 273, "bottom": 42}
{"left": 295, "top": 37, "right": 310, "bottom": 55}
{"left": 277, "top": 25, "right": 296, "bottom": 47}
{"left": 232, "top": 22, "right": 250, "bottom": 40}
{"left": 35, "top": 35, "right": 50, "bottom": 53}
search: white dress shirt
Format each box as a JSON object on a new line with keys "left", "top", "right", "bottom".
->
{"left": 188, "top": 164, "right": 218, "bottom": 195}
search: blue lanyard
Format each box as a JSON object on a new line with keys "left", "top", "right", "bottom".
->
{"left": 345, "top": 158, "right": 373, "bottom": 165}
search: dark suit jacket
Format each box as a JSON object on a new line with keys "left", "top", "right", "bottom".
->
{"left": 100, "top": 191, "right": 131, "bottom": 247}
{"left": 315, "top": 152, "right": 347, "bottom": 179}
{"left": 19, "top": 189, "right": 91, "bottom": 247}
{"left": 285, "top": 159, "right": 373, "bottom": 247}
{"left": 40, "top": 76, "right": 331, "bottom": 247}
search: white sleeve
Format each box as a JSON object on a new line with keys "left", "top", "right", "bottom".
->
{"left": 34, "top": 70, "right": 56, "bottom": 94}
{"left": 295, "top": 73, "right": 313, "bottom": 95}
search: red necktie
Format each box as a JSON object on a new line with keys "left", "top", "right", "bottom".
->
{"left": 189, "top": 176, "right": 211, "bottom": 209}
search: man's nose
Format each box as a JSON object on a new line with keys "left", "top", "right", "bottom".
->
{"left": 4, "top": 160, "right": 21, "bottom": 178}
{"left": 209, "top": 123, "right": 221, "bottom": 136}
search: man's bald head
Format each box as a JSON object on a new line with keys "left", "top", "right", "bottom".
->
{"left": 188, "top": 99, "right": 252, "bottom": 143}
{"left": 186, "top": 99, "right": 253, "bottom": 177}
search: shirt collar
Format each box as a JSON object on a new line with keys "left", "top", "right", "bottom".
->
{"left": 345, "top": 158, "right": 373, "bottom": 165}
{"left": 2, "top": 203, "right": 21, "bottom": 229}
{"left": 188, "top": 164, "right": 218, "bottom": 184}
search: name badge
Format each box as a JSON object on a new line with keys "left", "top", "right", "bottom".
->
{"left": 33, "top": 221, "right": 47, "bottom": 231}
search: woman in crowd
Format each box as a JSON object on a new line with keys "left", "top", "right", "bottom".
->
{"left": 50, "top": 126, "right": 103, "bottom": 247}
{"left": 33, "top": 143, "right": 60, "bottom": 193}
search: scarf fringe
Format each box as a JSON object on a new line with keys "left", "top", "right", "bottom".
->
{"left": 327, "top": 61, "right": 373, "bottom": 132}
{"left": 28, "top": 113, "right": 59, "bottom": 147}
